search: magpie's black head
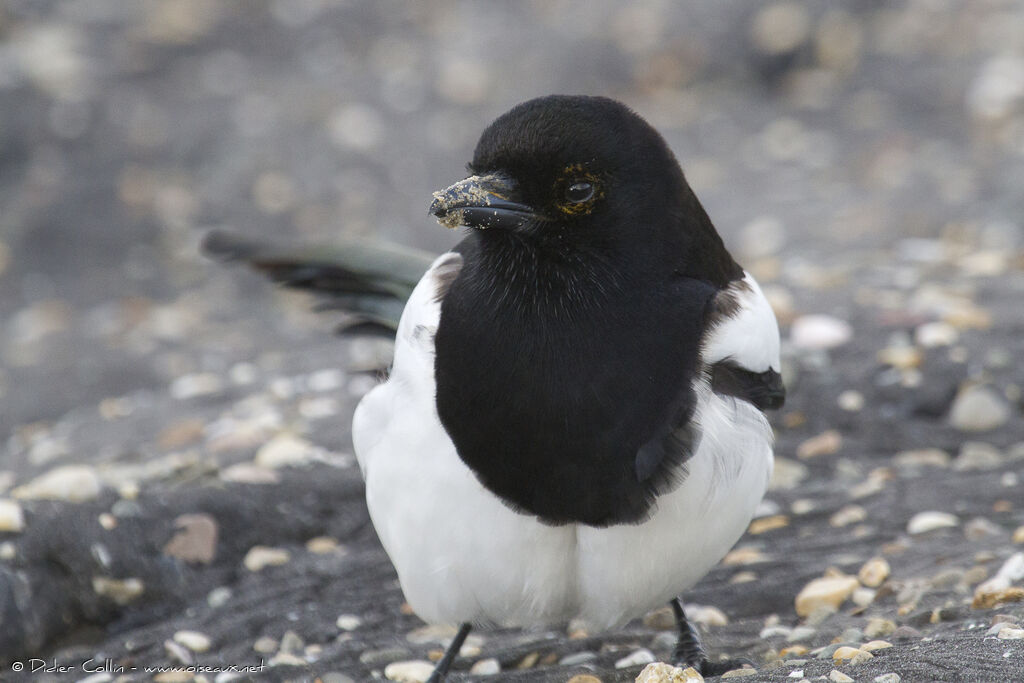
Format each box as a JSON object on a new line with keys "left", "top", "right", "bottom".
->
{"left": 429, "top": 95, "right": 740, "bottom": 287}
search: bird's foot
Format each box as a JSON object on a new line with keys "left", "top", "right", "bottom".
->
{"left": 669, "top": 598, "right": 755, "bottom": 678}
{"left": 693, "top": 656, "right": 756, "bottom": 678}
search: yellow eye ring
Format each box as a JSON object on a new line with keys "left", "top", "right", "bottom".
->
{"left": 556, "top": 166, "right": 603, "bottom": 215}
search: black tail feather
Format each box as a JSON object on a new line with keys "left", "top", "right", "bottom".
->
{"left": 202, "top": 229, "right": 437, "bottom": 335}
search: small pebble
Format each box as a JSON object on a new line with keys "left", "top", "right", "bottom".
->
{"left": 559, "top": 651, "right": 598, "bottom": 666}
{"left": 953, "top": 442, "right": 1003, "bottom": 471}
{"left": 360, "top": 646, "right": 412, "bottom": 665}
{"left": 852, "top": 585, "right": 876, "bottom": 605}
{"left": 862, "top": 640, "right": 893, "bottom": 651}
{"left": 163, "top": 513, "right": 218, "bottom": 564}
{"left": 469, "top": 658, "right": 500, "bottom": 674}
{"left": 749, "top": 515, "right": 789, "bottom": 534}
{"left": 836, "top": 389, "right": 865, "bottom": 412}
{"left": 278, "top": 629, "right": 304, "bottom": 655}
{"left": 317, "top": 675, "right": 355, "bottom": 683}
{"left": 790, "top": 315, "right": 852, "bottom": 351}
{"left": 173, "top": 630, "right": 212, "bottom": 652}
{"left": 833, "top": 647, "right": 873, "bottom": 665}
{"left": 874, "top": 675, "right": 902, "bottom": 683}
{"left": 253, "top": 636, "right": 278, "bottom": 653}
{"left": 787, "top": 626, "right": 817, "bottom": 642}
{"left": 907, "top": 511, "right": 959, "bottom": 534}
{"left": 795, "top": 574, "right": 859, "bottom": 617}
{"left": 688, "top": 604, "right": 729, "bottom": 627}
{"left": 986, "top": 622, "right": 1015, "bottom": 636}
{"left": 407, "top": 623, "right": 458, "bottom": 644}
{"left": 384, "top": 660, "right": 435, "bottom": 682}
{"left": 893, "top": 448, "right": 951, "bottom": 469}
{"left": 92, "top": 576, "right": 144, "bottom": 604}
{"left": 973, "top": 587, "right": 1024, "bottom": 609}
{"left": 915, "top": 321, "right": 958, "bottom": 347}
{"left": 1013, "top": 526, "right": 1024, "bottom": 544}
{"left": 720, "top": 668, "right": 757, "bottom": 678}
{"left": 636, "top": 663, "right": 705, "bottom": 682}
{"left": 307, "top": 536, "right": 342, "bottom": 554}
{"left": 723, "top": 546, "right": 768, "bottom": 565}
{"left": 170, "top": 372, "right": 224, "bottom": 399}
{"left": 268, "top": 652, "right": 306, "bottom": 667}
{"left": 615, "top": 648, "right": 656, "bottom": 669}
{"left": 566, "top": 676, "right": 602, "bottom": 683}
{"left": 12, "top": 465, "right": 103, "bottom": 502}
{"left": 750, "top": 2, "right": 811, "bottom": 55}
{"left": 0, "top": 499, "right": 25, "bottom": 532}
{"left": 948, "top": 384, "right": 1011, "bottom": 431}
{"left": 864, "top": 618, "right": 897, "bottom": 638}
{"left": 998, "top": 628, "right": 1024, "bottom": 640}
{"left": 829, "top": 670, "right": 854, "bottom": 683}
{"left": 219, "top": 463, "right": 280, "bottom": 485}
{"left": 796, "top": 430, "right": 843, "bottom": 459}
{"left": 336, "top": 614, "right": 361, "bottom": 631}
{"left": 243, "top": 546, "right": 291, "bottom": 571}
{"left": 769, "top": 458, "right": 808, "bottom": 490}
{"left": 830, "top": 504, "right": 866, "bottom": 527}
{"left": 965, "top": 517, "right": 1004, "bottom": 540}
{"left": 255, "top": 433, "right": 320, "bottom": 468}
{"left": 207, "top": 586, "right": 232, "bottom": 608}
{"left": 858, "top": 557, "right": 891, "bottom": 587}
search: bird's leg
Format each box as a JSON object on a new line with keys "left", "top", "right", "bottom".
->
{"left": 670, "top": 598, "right": 754, "bottom": 677}
{"left": 425, "top": 622, "right": 472, "bottom": 683}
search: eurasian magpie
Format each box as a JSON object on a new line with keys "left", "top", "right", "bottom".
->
{"left": 205, "top": 94, "right": 785, "bottom": 680}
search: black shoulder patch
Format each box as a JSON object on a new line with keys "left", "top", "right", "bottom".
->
{"left": 710, "top": 360, "right": 785, "bottom": 411}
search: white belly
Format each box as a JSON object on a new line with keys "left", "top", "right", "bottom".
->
{"left": 353, "top": 378, "right": 773, "bottom": 630}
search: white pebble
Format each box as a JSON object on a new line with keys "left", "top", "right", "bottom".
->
{"left": 174, "top": 630, "right": 212, "bottom": 652}
{"left": 336, "top": 614, "right": 361, "bottom": 631}
{"left": 469, "top": 658, "right": 500, "bottom": 674}
{"left": 949, "top": 384, "right": 1011, "bottom": 432}
{"left": 383, "top": 660, "right": 434, "bottom": 682}
{"left": 92, "top": 576, "right": 144, "bottom": 604}
{"left": 0, "top": 499, "right": 25, "bottom": 532}
{"left": 914, "top": 321, "right": 958, "bottom": 348}
{"left": 907, "top": 511, "right": 959, "bottom": 534}
{"left": 968, "top": 56, "right": 1024, "bottom": 121}
{"left": 255, "top": 433, "right": 319, "bottom": 468}
{"left": 750, "top": 2, "right": 811, "bottom": 55}
{"left": 837, "top": 390, "right": 864, "bottom": 412}
{"left": 243, "top": 546, "right": 291, "bottom": 571}
{"left": 614, "top": 648, "right": 656, "bottom": 669}
{"left": 170, "top": 372, "right": 224, "bottom": 399}
{"left": 790, "top": 315, "right": 852, "bottom": 351}
{"left": 12, "top": 465, "right": 103, "bottom": 502}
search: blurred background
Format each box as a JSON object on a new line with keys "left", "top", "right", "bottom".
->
{"left": 3, "top": 0, "right": 1022, "bottom": 434}
{"left": 1, "top": 0, "right": 1023, "bottom": 679}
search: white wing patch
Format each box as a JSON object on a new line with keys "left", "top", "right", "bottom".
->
{"left": 702, "top": 272, "right": 781, "bottom": 373}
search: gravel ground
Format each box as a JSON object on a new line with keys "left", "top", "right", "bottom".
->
{"left": 1, "top": 1, "right": 1023, "bottom": 682}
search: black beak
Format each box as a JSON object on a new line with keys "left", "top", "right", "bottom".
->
{"left": 429, "top": 173, "right": 536, "bottom": 230}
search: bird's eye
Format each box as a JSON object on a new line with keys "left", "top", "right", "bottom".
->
{"left": 564, "top": 181, "right": 595, "bottom": 204}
